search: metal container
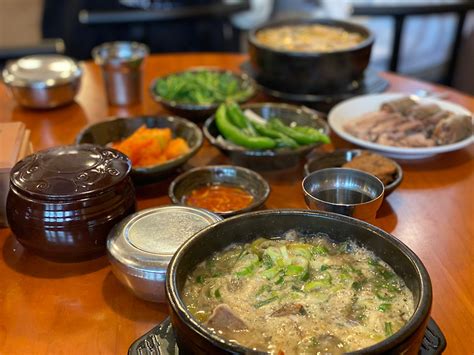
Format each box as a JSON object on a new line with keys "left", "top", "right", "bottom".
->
{"left": 302, "top": 167, "right": 384, "bottom": 222}
{"left": 6, "top": 144, "right": 136, "bottom": 261}
{"left": 107, "top": 206, "right": 221, "bottom": 302}
{"left": 92, "top": 41, "right": 149, "bottom": 106}
{"left": 2, "top": 54, "right": 82, "bottom": 109}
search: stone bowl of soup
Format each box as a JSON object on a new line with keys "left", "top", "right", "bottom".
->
{"left": 248, "top": 19, "right": 374, "bottom": 95}
{"left": 166, "top": 209, "right": 432, "bottom": 354}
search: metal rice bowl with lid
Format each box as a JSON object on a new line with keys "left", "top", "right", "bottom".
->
{"left": 6, "top": 144, "right": 136, "bottom": 261}
{"left": 2, "top": 54, "right": 82, "bottom": 108}
{"left": 107, "top": 206, "right": 222, "bottom": 303}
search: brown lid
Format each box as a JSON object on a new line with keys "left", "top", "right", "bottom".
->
{"left": 10, "top": 144, "right": 131, "bottom": 200}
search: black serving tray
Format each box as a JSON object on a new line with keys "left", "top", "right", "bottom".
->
{"left": 129, "top": 317, "right": 446, "bottom": 355}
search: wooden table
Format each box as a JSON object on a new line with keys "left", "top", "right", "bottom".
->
{"left": 0, "top": 53, "right": 472, "bottom": 354}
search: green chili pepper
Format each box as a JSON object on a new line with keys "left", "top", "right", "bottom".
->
{"left": 292, "top": 126, "right": 331, "bottom": 144}
{"left": 215, "top": 105, "right": 276, "bottom": 150}
{"left": 251, "top": 121, "right": 299, "bottom": 148}
{"left": 226, "top": 102, "right": 257, "bottom": 136}
{"left": 267, "top": 118, "right": 330, "bottom": 145}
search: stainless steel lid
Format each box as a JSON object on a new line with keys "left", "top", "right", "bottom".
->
{"left": 2, "top": 54, "right": 82, "bottom": 88}
{"left": 107, "top": 206, "right": 221, "bottom": 279}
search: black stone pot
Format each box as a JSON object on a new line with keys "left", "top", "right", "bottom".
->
{"left": 166, "top": 209, "right": 432, "bottom": 354}
{"left": 248, "top": 19, "right": 374, "bottom": 94}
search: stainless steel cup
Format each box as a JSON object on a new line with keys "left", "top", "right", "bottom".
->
{"left": 302, "top": 168, "right": 385, "bottom": 222}
{"left": 92, "top": 42, "right": 149, "bottom": 106}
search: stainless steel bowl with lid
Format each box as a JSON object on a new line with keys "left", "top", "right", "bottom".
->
{"left": 2, "top": 54, "right": 82, "bottom": 109}
{"left": 107, "top": 205, "right": 222, "bottom": 302}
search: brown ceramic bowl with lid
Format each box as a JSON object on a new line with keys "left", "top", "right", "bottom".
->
{"left": 6, "top": 144, "right": 136, "bottom": 261}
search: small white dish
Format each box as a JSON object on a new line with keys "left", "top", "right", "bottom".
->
{"left": 328, "top": 93, "right": 473, "bottom": 159}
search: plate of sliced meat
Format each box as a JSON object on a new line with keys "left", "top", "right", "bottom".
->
{"left": 328, "top": 93, "right": 473, "bottom": 159}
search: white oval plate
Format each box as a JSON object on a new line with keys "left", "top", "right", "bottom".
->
{"left": 328, "top": 93, "right": 473, "bottom": 159}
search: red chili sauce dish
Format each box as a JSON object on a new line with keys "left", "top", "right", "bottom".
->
{"left": 184, "top": 185, "right": 254, "bottom": 213}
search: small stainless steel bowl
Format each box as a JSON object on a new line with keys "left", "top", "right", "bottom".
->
{"left": 2, "top": 54, "right": 82, "bottom": 109}
{"left": 169, "top": 165, "right": 270, "bottom": 217}
{"left": 302, "top": 167, "right": 384, "bottom": 222}
{"left": 107, "top": 206, "right": 221, "bottom": 303}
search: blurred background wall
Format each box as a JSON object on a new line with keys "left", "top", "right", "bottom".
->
{"left": 0, "top": 0, "right": 473, "bottom": 94}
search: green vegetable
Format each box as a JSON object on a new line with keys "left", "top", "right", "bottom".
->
{"left": 292, "top": 125, "right": 331, "bottom": 144}
{"left": 155, "top": 70, "right": 253, "bottom": 105}
{"left": 254, "top": 296, "right": 278, "bottom": 308}
{"left": 303, "top": 272, "right": 333, "bottom": 292}
{"left": 215, "top": 105, "right": 276, "bottom": 150}
{"left": 275, "top": 276, "right": 285, "bottom": 285}
{"left": 384, "top": 322, "right": 393, "bottom": 336}
{"left": 227, "top": 102, "right": 257, "bottom": 136}
{"left": 286, "top": 265, "right": 305, "bottom": 276}
{"left": 196, "top": 275, "right": 205, "bottom": 284}
{"left": 214, "top": 288, "right": 222, "bottom": 299}
{"left": 267, "top": 118, "right": 330, "bottom": 145}
{"left": 312, "top": 245, "right": 329, "bottom": 256}
{"left": 378, "top": 303, "right": 392, "bottom": 312}
{"left": 262, "top": 266, "right": 281, "bottom": 280}
{"left": 251, "top": 121, "right": 299, "bottom": 148}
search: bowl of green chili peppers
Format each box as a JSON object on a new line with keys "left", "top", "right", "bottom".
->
{"left": 203, "top": 102, "right": 331, "bottom": 170}
{"left": 150, "top": 68, "right": 257, "bottom": 120}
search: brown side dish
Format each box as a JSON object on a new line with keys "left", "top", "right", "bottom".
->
{"left": 343, "top": 152, "right": 397, "bottom": 185}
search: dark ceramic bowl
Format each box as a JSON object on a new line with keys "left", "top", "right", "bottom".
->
{"left": 248, "top": 18, "right": 374, "bottom": 94}
{"left": 7, "top": 144, "right": 136, "bottom": 261}
{"left": 168, "top": 165, "right": 270, "bottom": 218}
{"left": 76, "top": 116, "right": 203, "bottom": 184}
{"left": 149, "top": 68, "right": 257, "bottom": 121}
{"left": 203, "top": 103, "right": 330, "bottom": 170}
{"left": 304, "top": 149, "right": 403, "bottom": 196}
{"left": 166, "top": 209, "right": 432, "bottom": 354}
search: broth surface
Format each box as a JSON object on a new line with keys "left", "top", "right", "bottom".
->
{"left": 256, "top": 24, "right": 365, "bottom": 52}
{"left": 183, "top": 232, "right": 414, "bottom": 354}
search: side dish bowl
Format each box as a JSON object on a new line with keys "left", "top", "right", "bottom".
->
{"left": 166, "top": 209, "right": 432, "bottom": 354}
{"left": 305, "top": 149, "right": 403, "bottom": 196}
{"left": 248, "top": 18, "right": 374, "bottom": 94}
{"left": 302, "top": 168, "right": 385, "bottom": 222}
{"left": 75, "top": 116, "right": 202, "bottom": 183}
{"left": 149, "top": 67, "right": 257, "bottom": 120}
{"left": 169, "top": 165, "right": 270, "bottom": 217}
{"left": 203, "top": 103, "right": 330, "bottom": 170}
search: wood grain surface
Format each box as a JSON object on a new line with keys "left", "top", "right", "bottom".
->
{"left": 0, "top": 53, "right": 473, "bottom": 354}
